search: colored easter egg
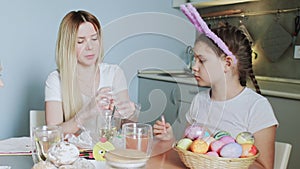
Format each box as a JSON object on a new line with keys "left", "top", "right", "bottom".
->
{"left": 177, "top": 138, "right": 193, "bottom": 150}
{"left": 219, "top": 135, "right": 236, "bottom": 144}
{"left": 184, "top": 124, "right": 206, "bottom": 140}
{"left": 210, "top": 140, "right": 226, "bottom": 152}
{"left": 190, "top": 139, "right": 209, "bottom": 154}
{"left": 206, "top": 151, "right": 219, "bottom": 157}
{"left": 236, "top": 132, "right": 255, "bottom": 145}
{"left": 214, "top": 131, "right": 231, "bottom": 140}
{"left": 203, "top": 131, "right": 211, "bottom": 138}
{"left": 219, "top": 142, "right": 242, "bottom": 158}
{"left": 240, "top": 144, "right": 258, "bottom": 158}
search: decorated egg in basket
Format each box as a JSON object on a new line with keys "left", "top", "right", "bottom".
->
{"left": 175, "top": 128, "right": 260, "bottom": 169}
{"left": 184, "top": 124, "right": 209, "bottom": 140}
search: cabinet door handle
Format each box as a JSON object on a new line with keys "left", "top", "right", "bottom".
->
{"left": 176, "top": 108, "right": 181, "bottom": 123}
{"left": 170, "top": 88, "right": 179, "bottom": 105}
{"left": 189, "top": 90, "right": 199, "bottom": 95}
{"left": 178, "top": 99, "right": 191, "bottom": 104}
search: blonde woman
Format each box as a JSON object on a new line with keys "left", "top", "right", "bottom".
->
{"left": 45, "top": 10, "right": 134, "bottom": 136}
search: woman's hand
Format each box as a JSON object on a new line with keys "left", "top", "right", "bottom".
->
{"left": 153, "top": 119, "right": 174, "bottom": 141}
{"left": 95, "top": 87, "right": 114, "bottom": 111}
{"left": 75, "top": 87, "right": 113, "bottom": 127}
{"left": 113, "top": 90, "right": 138, "bottom": 120}
{"left": 115, "top": 101, "right": 136, "bottom": 119}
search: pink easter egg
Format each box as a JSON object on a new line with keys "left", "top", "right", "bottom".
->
{"left": 219, "top": 135, "right": 235, "bottom": 144}
{"left": 184, "top": 124, "right": 206, "bottom": 140}
{"left": 210, "top": 140, "right": 226, "bottom": 152}
{"left": 206, "top": 151, "right": 219, "bottom": 157}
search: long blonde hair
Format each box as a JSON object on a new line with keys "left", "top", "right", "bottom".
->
{"left": 55, "top": 10, "right": 104, "bottom": 121}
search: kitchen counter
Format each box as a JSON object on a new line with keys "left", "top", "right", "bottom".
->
{"left": 138, "top": 70, "right": 300, "bottom": 100}
{"left": 138, "top": 69, "right": 198, "bottom": 85}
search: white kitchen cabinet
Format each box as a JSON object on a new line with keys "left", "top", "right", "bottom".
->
{"left": 138, "top": 78, "right": 179, "bottom": 126}
{"left": 138, "top": 76, "right": 207, "bottom": 139}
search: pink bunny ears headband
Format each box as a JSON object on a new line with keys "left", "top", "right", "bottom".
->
{"left": 180, "top": 3, "right": 237, "bottom": 64}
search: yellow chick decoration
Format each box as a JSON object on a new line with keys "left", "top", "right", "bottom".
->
{"left": 93, "top": 138, "right": 115, "bottom": 161}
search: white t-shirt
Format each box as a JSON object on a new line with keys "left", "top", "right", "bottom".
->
{"left": 186, "top": 87, "right": 278, "bottom": 138}
{"left": 45, "top": 63, "right": 128, "bottom": 103}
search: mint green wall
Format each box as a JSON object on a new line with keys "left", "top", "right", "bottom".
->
{"left": 0, "top": 0, "right": 194, "bottom": 139}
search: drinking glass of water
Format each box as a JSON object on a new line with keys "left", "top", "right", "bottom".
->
{"left": 97, "top": 110, "right": 117, "bottom": 142}
{"left": 104, "top": 123, "right": 153, "bottom": 168}
{"left": 122, "top": 123, "right": 153, "bottom": 157}
{"left": 31, "top": 125, "right": 63, "bottom": 163}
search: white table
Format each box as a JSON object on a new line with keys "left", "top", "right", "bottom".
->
{"left": 0, "top": 155, "right": 33, "bottom": 169}
{"left": 0, "top": 137, "right": 185, "bottom": 169}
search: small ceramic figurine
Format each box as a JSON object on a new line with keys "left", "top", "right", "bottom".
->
{"left": 93, "top": 138, "right": 115, "bottom": 161}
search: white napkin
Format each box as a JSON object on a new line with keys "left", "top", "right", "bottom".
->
{"left": 0, "top": 137, "right": 31, "bottom": 155}
{"left": 0, "top": 166, "right": 11, "bottom": 169}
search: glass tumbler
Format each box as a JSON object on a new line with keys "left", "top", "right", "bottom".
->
{"left": 31, "top": 125, "right": 63, "bottom": 163}
{"left": 122, "top": 123, "right": 153, "bottom": 157}
{"left": 96, "top": 110, "right": 117, "bottom": 142}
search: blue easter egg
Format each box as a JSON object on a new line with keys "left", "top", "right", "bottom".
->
{"left": 220, "top": 142, "right": 242, "bottom": 158}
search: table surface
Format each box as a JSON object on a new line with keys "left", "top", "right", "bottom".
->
{"left": 0, "top": 139, "right": 186, "bottom": 169}
{"left": 146, "top": 149, "right": 186, "bottom": 169}
{"left": 0, "top": 149, "right": 185, "bottom": 169}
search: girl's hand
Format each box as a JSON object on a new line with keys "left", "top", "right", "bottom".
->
{"left": 153, "top": 120, "right": 174, "bottom": 141}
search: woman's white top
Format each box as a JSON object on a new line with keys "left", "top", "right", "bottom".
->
{"left": 45, "top": 63, "right": 128, "bottom": 103}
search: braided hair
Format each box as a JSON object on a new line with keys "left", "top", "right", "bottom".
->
{"left": 196, "top": 25, "right": 261, "bottom": 94}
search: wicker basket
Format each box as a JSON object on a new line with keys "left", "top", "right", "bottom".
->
{"left": 173, "top": 144, "right": 259, "bottom": 169}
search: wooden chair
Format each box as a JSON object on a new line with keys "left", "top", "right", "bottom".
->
{"left": 274, "top": 141, "right": 292, "bottom": 169}
{"left": 29, "top": 110, "right": 45, "bottom": 136}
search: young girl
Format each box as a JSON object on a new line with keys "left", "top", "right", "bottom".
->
{"left": 154, "top": 20, "right": 278, "bottom": 169}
